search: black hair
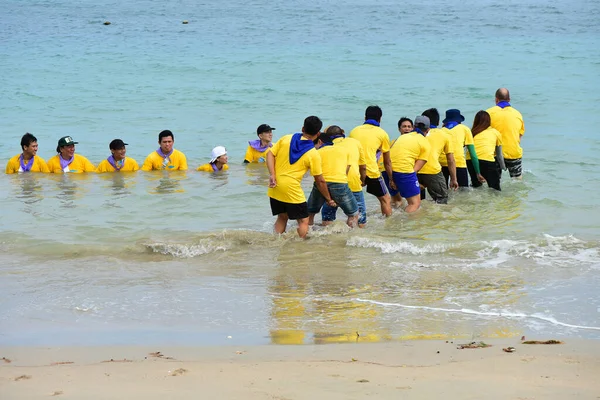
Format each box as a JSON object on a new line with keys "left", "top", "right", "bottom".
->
{"left": 21, "top": 133, "right": 37, "bottom": 150}
{"left": 421, "top": 108, "right": 440, "bottom": 126}
{"left": 158, "top": 130, "right": 174, "bottom": 142}
{"left": 303, "top": 116, "right": 323, "bottom": 136}
{"left": 397, "top": 117, "right": 413, "bottom": 129}
{"left": 365, "top": 105, "right": 382, "bottom": 121}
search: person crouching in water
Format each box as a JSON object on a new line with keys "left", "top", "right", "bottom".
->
{"left": 467, "top": 111, "right": 505, "bottom": 190}
{"left": 197, "top": 146, "right": 229, "bottom": 172}
{"left": 307, "top": 126, "right": 359, "bottom": 228}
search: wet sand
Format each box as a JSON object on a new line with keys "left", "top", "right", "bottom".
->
{"left": 1, "top": 339, "right": 599, "bottom": 399}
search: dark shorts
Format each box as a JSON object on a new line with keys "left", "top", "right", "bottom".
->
{"left": 442, "top": 166, "right": 469, "bottom": 187}
{"left": 467, "top": 159, "right": 501, "bottom": 191}
{"left": 365, "top": 175, "right": 389, "bottom": 198}
{"left": 504, "top": 158, "right": 522, "bottom": 178}
{"left": 417, "top": 172, "right": 449, "bottom": 203}
{"left": 270, "top": 197, "right": 308, "bottom": 220}
{"left": 392, "top": 171, "right": 421, "bottom": 199}
{"left": 307, "top": 182, "right": 358, "bottom": 217}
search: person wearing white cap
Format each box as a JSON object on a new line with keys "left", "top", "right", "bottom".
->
{"left": 197, "top": 146, "right": 229, "bottom": 172}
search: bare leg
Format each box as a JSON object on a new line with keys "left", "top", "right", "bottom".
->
{"left": 377, "top": 194, "right": 392, "bottom": 216}
{"left": 346, "top": 214, "right": 358, "bottom": 228}
{"left": 404, "top": 194, "right": 421, "bottom": 213}
{"left": 296, "top": 217, "right": 310, "bottom": 238}
{"left": 308, "top": 213, "right": 316, "bottom": 226}
{"left": 391, "top": 193, "right": 403, "bottom": 208}
{"left": 274, "top": 214, "right": 289, "bottom": 234}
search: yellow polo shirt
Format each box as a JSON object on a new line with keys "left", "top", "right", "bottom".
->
{"left": 486, "top": 105, "right": 525, "bottom": 159}
{"left": 244, "top": 146, "right": 270, "bottom": 163}
{"left": 95, "top": 157, "right": 139, "bottom": 173}
{"left": 349, "top": 124, "right": 390, "bottom": 179}
{"left": 333, "top": 137, "right": 365, "bottom": 192}
{"left": 47, "top": 154, "right": 96, "bottom": 173}
{"left": 390, "top": 132, "right": 431, "bottom": 173}
{"left": 141, "top": 149, "right": 188, "bottom": 171}
{"left": 267, "top": 134, "right": 322, "bottom": 204}
{"left": 419, "top": 128, "right": 452, "bottom": 175}
{"left": 197, "top": 163, "right": 229, "bottom": 172}
{"left": 440, "top": 125, "right": 474, "bottom": 168}
{"left": 318, "top": 143, "right": 351, "bottom": 184}
{"left": 467, "top": 127, "right": 502, "bottom": 162}
{"left": 5, "top": 154, "right": 50, "bottom": 174}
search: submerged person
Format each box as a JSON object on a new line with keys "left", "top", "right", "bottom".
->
{"left": 486, "top": 88, "right": 525, "bottom": 179}
{"left": 308, "top": 126, "right": 359, "bottom": 228}
{"left": 244, "top": 124, "right": 275, "bottom": 163}
{"left": 441, "top": 109, "right": 483, "bottom": 187}
{"left": 388, "top": 116, "right": 431, "bottom": 213}
{"left": 141, "top": 130, "right": 188, "bottom": 171}
{"left": 380, "top": 117, "right": 412, "bottom": 208}
{"left": 267, "top": 116, "right": 335, "bottom": 239}
{"left": 197, "top": 146, "right": 229, "bottom": 172}
{"left": 5, "top": 133, "right": 50, "bottom": 174}
{"left": 47, "top": 136, "right": 95, "bottom": 173}
{"left": 467, "top": 110, "right": 505, "bottom": 191}
{"left": 95, "top": 139, "right": 139, "bottom": 173}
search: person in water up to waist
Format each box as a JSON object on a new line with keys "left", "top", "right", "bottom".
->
{"left": 267, "top": 115, "right": 335, "bottom": 239}
{"left": 486, "top": 87, "right": 525, "bottom": 179}
{"left": 380, "top": 117, "right": 411, "bottom": 209}
{"left": 466, "top": 110, "right": 505, "bottom": 191}
{"left": 141, "top": 130, "right": 188, "bottom": 171}
{"left": 95, "top": 139, "right": 139, "bottom": 173}
{"left": 244, "top": 124, "right": 274, "bottom": 163}
{"left": 5, "top": 133, "right": 50, "bottom": 174}
{"left": 197, "top": 146, "right": 229, "bottom": 172}
{"left": 47, "top": 136, "right": 95, "bottom": 173}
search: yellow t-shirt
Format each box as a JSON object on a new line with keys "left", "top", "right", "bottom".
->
{"left": 467, "top": 127, "right": 502, "bottom": 162}
{"left": 267, "top": 134, "right": 323, "bottom": 204}
{"left": 318, "top": 143, "right": 351, "bottom": 184}
{"left": 95, "top": 157, "right": 140, "bottom": 173}
{"left": 141, "top": 149, "right": 188, "bottom": 171}
{"left": 5, "top": 154, "right": 50, "bottom": 174}
{"left": 389, "top": 132, "right": 431, "bottom": 173}
{"left": 377, "top": 139, "right": 396, "bottom": 172}
{"left": 333, "top": 137, "right": 365, "bottom": 192}
{"left": 244, "top": 145, "right": 271, "bottom": 163}
{"left": 486, "top": 105, "right": 525, "bottom": 159}
{"left": 419, "top": 128, "right": 453, "bottom": 175}
{"left": 47, "top": 154, "right": 96, "bottom": 173}
{"left": 440, "top": 125, "right": 474, "bottom": 168}
{"left": 349, "top": 124, "right": 390, "bottom": 179}
{"left": 197, "top": 163, "right": 229, "bottom": 172}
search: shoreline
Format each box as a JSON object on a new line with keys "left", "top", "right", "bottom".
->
{"left": 2, "top": 339, "right": 599, "bottom": 399}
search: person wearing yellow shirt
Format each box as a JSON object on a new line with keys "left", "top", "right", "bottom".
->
{"left": 5, "top": 133, "right": 50, "bottom": 174}
{"left": 95, "top": 139, "right": 139, "bottom": 173}
{"left": 141, "top": 130, "right": 188, "bottom": 171}
{"left": 467, "top": 110, "right": 506, "bottom": 191}
{"left": 47, "top": 136, "right": 95, "bottom": 173}
{"left": 418, "top": 108, "right": 458, "bottom": 204}
{"left": 486, "top": 87, "right": 525, "bottom": 179}
{"left": 307, "top": 126, "right": 359, "bottom": 228}
{"left": 441, "top": 109, "right": 483, "bottom": 188}
{"left": 388, "top": 116, "right": 431, "bottom": 213}
{"left": 348, "top": 105, "right": 393, "bottom": 217}
{"left": 244, "top": 124, "right": 274, "bottom": 163}
{"left": 197, "top": 146, "right": 229, "bottom": 172}
{"left": 267, "top": 116, "right": 335, "bottom": 239}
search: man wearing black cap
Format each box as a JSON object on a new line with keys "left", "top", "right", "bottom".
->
{"left": 244, "top": 124, "right": 275, "bottom": 163}
{"left": 96, "top": 139, "right": 140, "bottom": 173}
{"left": 47, "top": 136, "right": 95, "bottom": 173}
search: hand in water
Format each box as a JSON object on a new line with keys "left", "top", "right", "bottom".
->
{"left": 477, "top": 174, "right": 486, "bottom": 183}
{"left": 449, "top": 179, "right": 459, "bottom": 190}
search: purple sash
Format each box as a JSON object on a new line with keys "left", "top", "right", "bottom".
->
{"left": 211, "top": 163, "right": 219, "bottom": 171}
{"left": 20, "top": 155, "right": 34, "bottom": 172}
{"left": 248, "top": 139, "right": 272, "bottom": 152}
{"left": 107, "top": 156, "right": 125, "bottom": 171}
{"left": 156, "top": 148, "right": 173, "bottom": 158}
{"left": 59, "top": 155, "right": 74, "bottom": 170}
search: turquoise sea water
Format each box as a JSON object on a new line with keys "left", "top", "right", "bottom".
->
{"left": 1, "top": 0, "right": 599, "bottom": 345}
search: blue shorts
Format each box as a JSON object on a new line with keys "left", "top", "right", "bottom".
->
{"left": 392, "top": 171, "right": 420, "bottom": 199}
{"left": 322, "top": 190, "right": 366, "bottom": 225}
{"left": 307, "top": 182, "right": 358, "bottom": 216}
{"left": 382, "top": 173, "right": 398, "bottom": 196}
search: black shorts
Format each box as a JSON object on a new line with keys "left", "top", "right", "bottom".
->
{"left": 270, "top": 197, "right": 309, "bottom": 220}
{"left": 365, "top": 175, "right": 389, "bottom": 197}
{"left": 467, "top": 159, "right": 501, "bottom": 191}
{"left": 442, "top": 166, "right": 469, "bottom": 187}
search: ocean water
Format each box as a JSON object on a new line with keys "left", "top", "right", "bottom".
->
{"left": 1, "top": 0, "right": 599, "bottom": 345}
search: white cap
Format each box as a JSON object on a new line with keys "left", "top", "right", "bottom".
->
{"left": 210, "top": 146, "right": 227, "bottom": 163}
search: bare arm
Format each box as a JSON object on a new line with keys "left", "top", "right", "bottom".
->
{"left": 359, "top": 164, "right": 367, "bottom": 186}
{"left": 446, "top": 153, "right": 459, "bottom": 190}
{"left": 314, "top": 174, "right": 336, "bottom": 207}
{"left": 267, "top": 151, "right": 276, "bottom": 187}
{"left": 414, "top": 159, "right": 427, "bottom": 173}
{"left": 383, "top": 151, "right": 393, "bottom": 182}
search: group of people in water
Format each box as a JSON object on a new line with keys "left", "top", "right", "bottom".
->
{"left": 5, "top": 88, "right": 524, "bottom": 238}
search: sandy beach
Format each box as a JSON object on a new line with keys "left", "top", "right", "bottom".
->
{"left": 1, "top": 339, "right": 599, "bottom": 399}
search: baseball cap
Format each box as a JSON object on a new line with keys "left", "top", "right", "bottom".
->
{"left": 209, "top": 146, "right": 227, "bottom": 163}
{"left": 414, "top": 115, "right": 431, "bottom": 129}
{"left": 56, "top": 136, "right": 78, "bottom": 152}
{"left": 109, "top": 139, "right": 128, "bottom": 150}
{"left": 257, "top": 124, "right": 276, "bottom": 135}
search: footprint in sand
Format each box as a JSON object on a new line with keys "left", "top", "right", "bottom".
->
{"left": 169, "top": 368, "right": 188, "bottom": 376}
{"left": 15, "top": 375, "right": 32, "bottom": 381}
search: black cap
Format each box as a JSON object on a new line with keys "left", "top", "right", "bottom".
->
{"left": 257, "top": 124, "right": 276, "bottom": 135}
{"left": 109, "top": 139, "right": 128, "bottom": 150}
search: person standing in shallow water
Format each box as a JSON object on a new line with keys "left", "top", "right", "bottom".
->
{"left": 5, "top": 133, "right": 49, "bottom": 174}
{"left": 467, "top": 110, "right": 505, "bottom": 191}
{"left": 95, "top": 139, "right": 139, "bottom": 173}
{"left": 244, "top": 124, "right": 274, "bottom": 163}
{"left": 141, "top": 130, "right": 188, "bottom": 171}
{"left": 47, "top": 136, "right": 95, "bottom": 173}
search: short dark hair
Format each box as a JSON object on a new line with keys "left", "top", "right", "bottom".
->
{"left": 303, "top": 116, "right": 323, "bottom": 136}
{"left": 421, "top": 108, "right": 440, "bottom": 126}
{"left": 21, "top": 133, "right": 37, "bottom": 150}
{"left": 365, "top": 105, "right": 382, "bottom": 121}
{"left": 397, "top": 117, "right": 413, "bottom": 129}
{"left": 158, "top": 130, "right": 174, "bottom": 142}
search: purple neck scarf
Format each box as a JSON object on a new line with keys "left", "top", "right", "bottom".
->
{"left": 497, "top": 101, "right": 511, "bottom": 109}
{"left": 107, "top": 156, "right": 125, "bottom": 171}
{"left": 211, "top": 163, "right": 219, "bottom": 171}
{"left": 20, "top": 154, "right": 34, "bottom": 172}
{"left": 59, "top": 155, "right": 74, "bottom": 170}
{"left": 156, "top": 148, "right": 174, "bottom": 158}
{"left": 248, "top": 139, "right": 272, "bottom": 152}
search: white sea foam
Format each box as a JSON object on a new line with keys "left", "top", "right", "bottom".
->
{"left": 346, "top": 237, "right": 452, "bottom": 255}
{"left": 356, "top": 298, "right": 600, "bottom": 331}
{"left": 145, "top": 239, "right": 230, "bottom": 258}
